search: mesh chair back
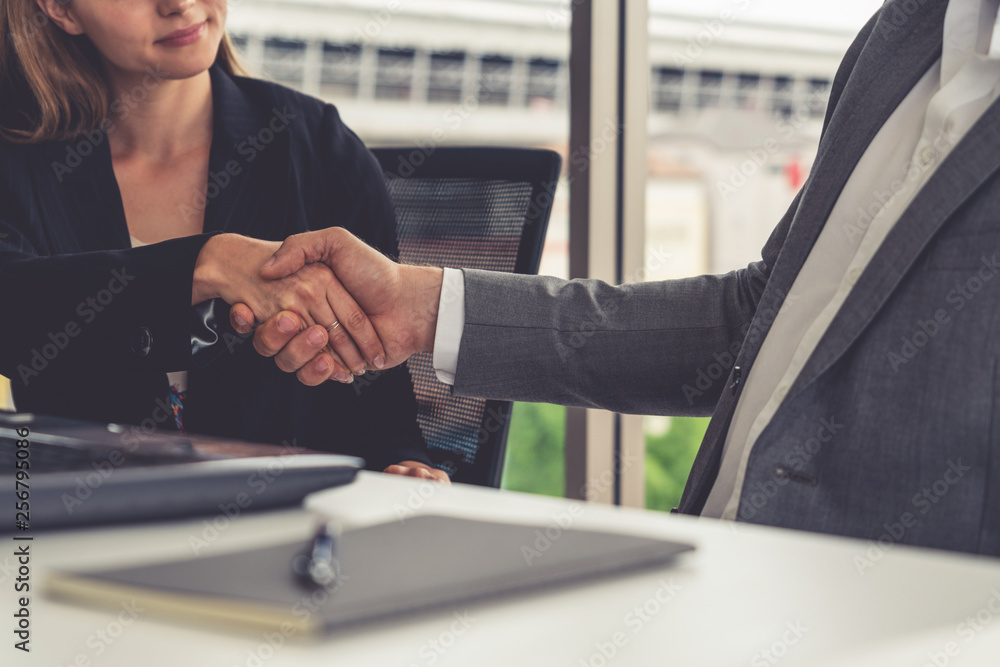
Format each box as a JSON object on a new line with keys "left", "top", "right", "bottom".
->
{"left": 370, "top": 147, "right": 562, "bottom": 486}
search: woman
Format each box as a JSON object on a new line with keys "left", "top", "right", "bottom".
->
{"left": 0, "top": 0, "right": 446, "bottom": 480}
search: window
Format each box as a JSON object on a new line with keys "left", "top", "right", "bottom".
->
{"left": 428, "top": 51, "right": 466, "bottom": 104}
{"left": 526, "top": 58, "right": 561, "bottom": 106}
{"left": 806, "top": 78, "right": 832, "bottom": 117}
{"left": 321, "top": 43, "right": 362, "bottom": 99}
{"left": 652, "top": 67, "right": 685, "bottom": 113}
{"left": 262, "top": 37, "right": 306, "bottom": 87}
{"left": 770, "top": 75, "right": 796, "bottom": 116}
{"left": 375, "top": 48, "right": 416, "bottom": 101}
{"left": 479, "top": 55, "right": 514, "bottom": 106}
{"left": 735, "top": 73, "right": 761, "bottom": 110}
{"left": 696, "top": 70, "right": 724, "bottom": 109}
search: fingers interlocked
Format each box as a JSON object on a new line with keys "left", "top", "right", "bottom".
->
{"left": 230, "top": 253, "right": 385, "bottom": 385}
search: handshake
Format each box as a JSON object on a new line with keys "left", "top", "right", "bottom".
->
{"left": 193, "top": 228, "right": 444, "bottom": 386}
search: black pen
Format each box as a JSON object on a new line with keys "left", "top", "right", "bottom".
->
{"left": 293, "top": 522, "right": 342, "bottom": 591}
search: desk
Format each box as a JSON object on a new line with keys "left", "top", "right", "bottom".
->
{"left": 14, "top": 472, "right": 1000, "bottom": 666}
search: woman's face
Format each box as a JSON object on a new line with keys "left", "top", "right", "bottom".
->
{"left": 47, "top": 0, "right": 227, "bottom": 81}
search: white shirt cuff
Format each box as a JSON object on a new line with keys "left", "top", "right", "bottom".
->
{"left": 432, "top": 268, "right": 466, "bottom": 385}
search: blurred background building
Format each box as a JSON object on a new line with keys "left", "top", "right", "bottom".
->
{"left": 226, "top": 0, "right": 860, "bottom": 281}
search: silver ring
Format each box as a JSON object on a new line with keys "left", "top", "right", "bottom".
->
{"left": 326, "top": 321, "right": 342, "bottom": 333}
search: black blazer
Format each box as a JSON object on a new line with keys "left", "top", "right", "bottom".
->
{"left": 0, "top": 66, "right": 430, "bottom": 471}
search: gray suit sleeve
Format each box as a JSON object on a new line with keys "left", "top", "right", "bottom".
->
{"left": 452, "top": 191, "right": 801, "bottom": 417}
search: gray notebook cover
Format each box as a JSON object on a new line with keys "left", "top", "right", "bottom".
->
{"left": 47, "top": 514, "right": 694, "bottom": 634}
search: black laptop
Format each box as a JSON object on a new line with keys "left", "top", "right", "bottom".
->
{"left": 0, "top": 411, "right": 362, "bottom": 531}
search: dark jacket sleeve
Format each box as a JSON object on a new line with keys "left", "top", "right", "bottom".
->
{"left": 0, "top": 217, "right": 209, "bottom": 389}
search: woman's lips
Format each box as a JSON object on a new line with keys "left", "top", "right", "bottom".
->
{"left": 156, "top": 21, "right": 207, "bottom": 48}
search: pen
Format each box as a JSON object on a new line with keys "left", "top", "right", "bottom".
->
{"left": 293, "top": 522, "right": 342, "bottom": 592}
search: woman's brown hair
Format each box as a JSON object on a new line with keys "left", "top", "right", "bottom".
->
{"left": 0, "top": 0, "right": 246, "bottom": 143}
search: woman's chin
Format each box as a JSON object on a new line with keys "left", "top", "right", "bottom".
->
{"left": 148, "top": 50, "right": 222, "bottom": 81}
{"left": 149, "top": 33, "right": 225, "bottom": 79}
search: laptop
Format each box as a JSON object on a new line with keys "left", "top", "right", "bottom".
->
{"left": 0, "top": 410, "right": 363, "bottom": 531}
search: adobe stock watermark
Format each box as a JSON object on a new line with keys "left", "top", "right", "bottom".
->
{"left": 6, "top": 0, "right": 70, "bottom": 49}
{"left": 60, "top": 390, "right": 183, "bottom": 516}
{"left": 53, "top": 600, "right": 145, "bottom": 667}
{"left": 383, "top": 65, "right": 582, "bottom": 183}
{"left": 743, "top": 287, "right": 799, "bottom": 349}
{"left": 520, "top": 503, "right": 585, "bottom": 565}
{"left": 233, "top": 580, "right": 352, "bottom": 667}
{"left": 671, "top": 0, "right": 755, "bottom": 67}
{"left": 682, "top": 289, "right": 801, "bottom": 407}
{"left": 716, "top": 89, "right": 828, "bottom": 202}
{"left": 750, "top": 621, "right": 809, "bottom": 667}
{"left": 843, "top": 127, "right": 961, "bottom": 245}
{"left": 350, "top": 0, "right": 404, "bottom": 47}
{"left": 116, "top": 391, "right": 197, "bottom": 451}
{"left": 577, "top": 579, "right": 682, "bottom": 667}
{"left": 51, "top": 66, "right": 168, "bottom": 182}
{"left": 187, "top": 439, "right": 308, "bottom": 555}
{"left": 523, "top": 453, "right": 640, "bottom": 566}
{"left": 543, "top": 0, "right": 582, "bottom": 29}
{"left": 887, "top": 254, "right": 1000, "bottom": 373}
{"left": 738, "top": 416, "right": 843, "bottom": 521}
{"left": 681, "top": 339, "right": 742, "bottom": 407}
{"left": 404, "top": 611, "right": 478, "bottom": 667}
{"left": 393, "top": 479, "right": 441, "bottom": 523}
{"left": 179, "top": 107, "right": 298, "bottom": 223}
{"left": 879, "top": 0, "right": 933, "bottom": 42}
{"left": 581, "top": 449, "right": 641, "bottom": 502}
{"left": 15, "top": 267, "right": 135, "bottom": 387}
{"left": 918, "top": 589, "right": 1000, "bottom": 667}
{"left": 853, "top": 459, "right": 972, "bottom": 575}
{"left": 554, "top": 245, "right": 674, "bottom": 362}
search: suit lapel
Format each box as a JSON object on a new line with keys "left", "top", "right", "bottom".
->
{"left": 204, "top": 66, "right": 269, "bottom": 234}
{"left": 46, "top": 136, "right": 131, "bottom": 252}
{"left": 790, "top": 94, "right": 1000, "bottom": 397}
{"left": 678, "top": 1, "right": 949, "bottom": 514}
{"left": 738, "top": 1, "right": 947, "bottom": 376}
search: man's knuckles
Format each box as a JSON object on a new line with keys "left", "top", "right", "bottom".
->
{"left": 345, "top": 309, "right": 367, "bottom": 331}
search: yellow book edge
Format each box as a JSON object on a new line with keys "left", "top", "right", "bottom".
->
{"left": 45, "top": 570, "right": 323, "bottom": 637}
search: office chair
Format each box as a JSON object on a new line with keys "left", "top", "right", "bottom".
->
{"left": 369, "top": 147, "right": 562, "bottom": 487}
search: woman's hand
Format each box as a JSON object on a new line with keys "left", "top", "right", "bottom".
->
{"left": 230, "top": 227, "right": 443, "bottom": 384}
{"left": 384, "top": 461, "right": 451, "bottom": 484}
{"left": 193, "top": 234, "right": 386, "bottom": 380}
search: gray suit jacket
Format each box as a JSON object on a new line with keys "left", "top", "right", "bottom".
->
{"left": 453, "top": 0, "right": 1000, "bottom": 556}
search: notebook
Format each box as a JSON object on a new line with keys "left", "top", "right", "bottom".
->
{"left": 46, "top": 514, "right": 694, "bottom": 635}
{"left": 0, "top": 410, "right": 362, "bottom": 530}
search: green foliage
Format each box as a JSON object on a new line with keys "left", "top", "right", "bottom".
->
{"left": 500, "top": 402, "right": 566, "bottom": 497}
{"left": 500, "top": 402, "right": 708, "bottom": 512}
{"left": 645, "top": 417, "right": 709, "bottom": 513}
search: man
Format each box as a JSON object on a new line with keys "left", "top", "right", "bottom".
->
{"left": 233, "top": 0, "right": 1000, "bottom": 556}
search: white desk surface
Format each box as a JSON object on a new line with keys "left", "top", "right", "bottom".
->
{"left": 9, "top": 471, "right": 1000, "bottom": 667}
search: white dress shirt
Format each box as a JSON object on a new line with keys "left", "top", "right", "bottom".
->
{"left": 432, "top": 0, "right": 1000, "bottom": 518}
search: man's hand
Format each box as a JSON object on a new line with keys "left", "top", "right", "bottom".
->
{"left": 384, "top": 461, "right": 451, "bottom": 484}
{"left": 230, "top": 227, "right": 444, "bottom": 383}
{"left": 194, "top": 234, "right": 385, "bottom": 381}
